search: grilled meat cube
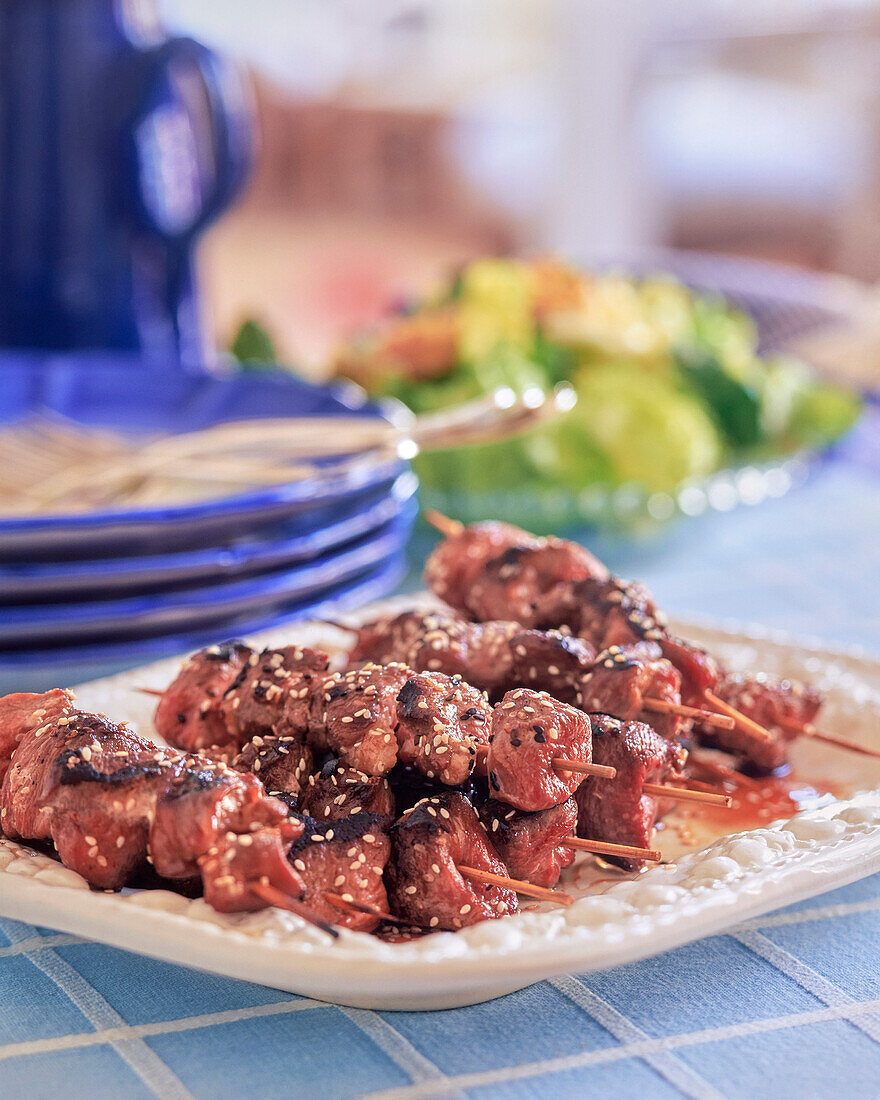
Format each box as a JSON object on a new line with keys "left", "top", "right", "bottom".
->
{"left": 506, "top": 629, "right": 596, "bottom": 705}
{"left": 465, "top": 540, "right": 608, "bottom": 628}
{"left": 220, "top": 645, "right": 329, "bottom": 748}
{"left": 155, "top": 643, "right": 252, "bottom": 753}
{"left": 150, "top": 766, "right": 289, "bottom": 880}
{"left": 0, "top": 689, "right": 74, "bottom": 785}
{"left": 289, "top": 812, "right": 391, "bottom": 933}
{"left": 200, "top": 819, "right": 306, "bottom": 913}
{"left": 2, "top": 710, "right": 182, "bottom": 889}
{"left": 348, "top": 611, "right": 432, "bottom": 666}
{"left": 312, "top": 663, "right": 413, "bottom": 775}
{"left": 656, "top": 636, "right": 720, "bottom": 709}
{"left": 300, "top": 758, "right": 395, "bottom": 822}
{"left": 396, "top": 673, "right": 491, "bottom": 786}
{"left": 576, "top": 715, "right": 686, "bottom": 871}
{"left": 487, "top": 689, "right": 592, "bottom": 811}
{"left": 405, "top": 614, "right": 517, "bottom": 694}
{"left": 693, "top": 672, "right": 823, "bottom": 773}
{"left": 479, "top": 798, "right": 577, "bottom": 888}
{"left": 233, "top": 736, "right": 314, "bottom": 801}
{"left": 386, "top": 792, "right": 517, "bottom": 930}
{"left": 578, "top": 643, "right": 683, "bottom": 739}
{"left": 424, "top": 520, "right": 531, "bottom": 610}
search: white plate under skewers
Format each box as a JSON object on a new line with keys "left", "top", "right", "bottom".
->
{"left": 1, "top": 600, "right": 879, "bottom": 1011}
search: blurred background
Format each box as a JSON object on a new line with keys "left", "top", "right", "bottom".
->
{"left": 159, "top": 0, "right": 880, "bottom": 370}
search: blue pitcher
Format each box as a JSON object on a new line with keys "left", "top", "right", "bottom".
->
{"left": 0, "top": 0, "right": 253, "bottom": 368}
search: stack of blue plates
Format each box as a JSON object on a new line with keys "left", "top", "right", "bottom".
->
{"left": 0, "top": 357, "right": 417, "bottom": 691}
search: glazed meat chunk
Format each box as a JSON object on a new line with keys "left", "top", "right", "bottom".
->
{"left": 220, "top": 645, "right": 328, "bottom": 748}
{"left": 479, "top": 797, "right": 577, "bottom": 888}
{"left": 288, "top": 812, "right": 392, "bottom": 933}
{"left": 487, "top": 689, "right": 593, "bottom": 811}
{"left": 575, "top": 715, "right": 686, "bottom": 871}
{"left": 424, "top": 520, "right": 531, "bottom": 610}
{"left": 312, "top": 663, "right": 413, "bottom": 775}
{"left": 233, "top": 735, "right": 314, "bottom": 802}
{"left": 0, "top": 688, "right": 74, "bottom": 785}
{"left": 396, "top": 672, "right": 492, "bottom": 786}
{"left": 299, "top": 759, "right": 395, "bottom": 823}
{"left": 506, "top": 629, "right": 596, "bottom": 705}
{"left": 200, "top": 819, "right": 306, "bottom": 913}
{"left": 386, "top": 792, "right": 517, "bottom": 930}
{"left": 578, "top": 643, "right": 683, "bottom": 739}
{"left": 155, "top": 643, "right": 252, "bottom": 752}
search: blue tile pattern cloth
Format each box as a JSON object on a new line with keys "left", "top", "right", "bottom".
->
{"left": 2, "top": 411, "right": 879, "bottom": 1099}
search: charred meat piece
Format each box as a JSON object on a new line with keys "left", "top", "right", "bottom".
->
{"left": 388, "top": 763, "right": 488, "bottom": 816}
{"left": 0, "top": 689, "right": 74, "bottom": 785}
{"left": 465, "top": 540, "right": 608, "bottom": 628}
{"left": 506, "top": 629, "right": 596, "bottom": 705}
{"left": 312, "top": 663, "right": 413, "bottom": 775}
{"left": 200, "top": 819, "right": 306, "bottom": 912}
{"left": 693, "top": 672, "right": 823, "bottom": 773}
{"left": 576, "top": 715, "right": 686, "bottom": 870}
{"left": 487, "top": 689, "right": 592, "bottom": 811}
{"left": 386, "top": 792, "right": 517, "bottom": 930}
{"left": 424, "top": 520, "right": 533, "bottom": 610}
{"left": 155, "top": 643, "right": 252, "bottom": 753}
{"left": 289, "top": 812, "right": 391, "bottom": 932}
{"left": 349, "top": 610, "right": 517, "bottom": 696}
{"left": 2, "top": 709, "right": 183, "bottom": 889}
{"left": 396, "top": 672, "right": 491, "bottom": 786}
{"left": 578, "top": 643, "right": 683, "bottom": 739}
{"left": 479, "top": 797, "right": 577, "bottom": 888}
{"left": 348, "top": 611, "right": 432, "bottom": 666}
{"left": 233, "top": 735, "right": 314, "bottom": 802}
{"left": 150, "top": 767, "right": 289, "bottom": 880}
{"left": 299, "top": 758, "right": 395, "bottom": 823}
{"left": 220, "top": 645, "right": 329, "bottom": 748}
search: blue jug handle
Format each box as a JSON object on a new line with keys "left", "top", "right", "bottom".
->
{"left": 127, "top": 35, "right": 255, "bottom": 243}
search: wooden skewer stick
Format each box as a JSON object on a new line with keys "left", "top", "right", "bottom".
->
{"left": 552, "top": 758, "right": 617, "bottom": 780}
{"left": 250, "top": 882, "right": 339, "bottom": 938}
{"left": 642, "top": 782, "right": 732, "bottom": 808}
{"left": 687, "top": 751, "right": 762, "bottom": 790}
{"left": 323, "top": 892, "right": 410, "bottom": 926}
{"left": 135, "top": 687, "right": 163, "bottom": 698}
{"left": 457, "top": 864, "right": 574, "bottom": 906}
{"left": 475, "top": 745, "right": 616, "bottom": 781}
{"left": 790, "top": 723, "right": 880, "bottom": 761}
{"left": 642, "top": 697, "right": 735, "bottom": 731}
{"left": 703, "top": 690, "right": 774, "bottom": 743}
{"left": 424, "top": 509, "right": 464, "bottom": 539}
{"left": 562, "top": 837, "right": 662, "bottom": 862}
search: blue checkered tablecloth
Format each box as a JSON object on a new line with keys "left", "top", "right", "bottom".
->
{"left": 2, "top": 411, "right": 879, "bottom": 1100}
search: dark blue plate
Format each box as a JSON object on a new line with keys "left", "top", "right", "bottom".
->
{"left": 0, "top": 355, "right": 411, "bottom": 558}
{"left": 0, "top": 557, "right": 404, "bottom": 694}
{"left": 0, "top": 472, "right": 417, "bottom": 602}
{"left": 0, "top": 516, "right": 410, "bottom": 647}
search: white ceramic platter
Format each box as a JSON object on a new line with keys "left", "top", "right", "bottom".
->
{"left": 1, "top": 600, "right": 879, "bottom": 1010}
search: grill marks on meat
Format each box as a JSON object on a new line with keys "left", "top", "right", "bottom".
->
{"left": 221, "top": 645, "right": 329, "bottom": 748}
{"left": 694, "top": 672, "right": 823, "bottom": 773}
{"left": 480, "top": 797, "right": 577, "bottom": 888}
{"left": 576, "top": 715, "right": 686, "bottom": 871}
{"left": 233, "top": 736, "right": 314, "bottom": 802}
{"left": 1, "top": 701, "right": 310, "bottom": 906}
{"left": 313, "top": 663, "right": 412, "bottom": 775}
{"left": 467, "top": 541, "right": 608, "bottom": 628}
{"left": 507, "top": 630, "right": 595, "bottom": 705}
{"left": 299, "top": 759, "right": 395, "bottom": 822}
{"left": 396, "top": 673, "right": 491, "bottom": 786}
{"left": 289, "top": 813, "right": 391, "bottom": 932}
{"left": 155, "top": 643, "right": 251, "bottom": 753}
{"left": 488, "top": 689, "right": 592, "bottom": 811}
{"left": 578, "top": 643, "right": 682, "bottom": 739}
{"left": 386, "top": 792, "right": 517, "bottom": 930}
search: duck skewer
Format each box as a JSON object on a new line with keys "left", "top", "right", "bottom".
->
{"left": 251, "top": 883, "right": 340, "bottom": 937}
{"left": 702, "top": 690, "right": 774, "bottom": 744}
